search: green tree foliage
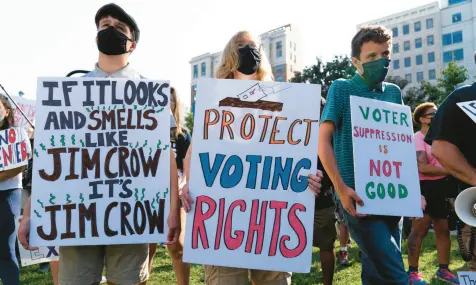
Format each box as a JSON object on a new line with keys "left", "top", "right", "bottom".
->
{"left": 290, "top": 55, "right": 356, "bottom": 97}
{"left": 185, "top": 112, "right": 194, "bottom": 135}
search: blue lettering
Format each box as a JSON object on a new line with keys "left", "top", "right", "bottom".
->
{"left": 260, "top": 156, "right": 273, "bottom": 189}
{"left": 199, "top": 153, "right": 225, "bottom": 187}
{"left": 290, "top": 158, "right": 311, "bottom": 192}
{"left": 245, "top": 155, "right": 261, "bottom": 189}
{"left": 220, "top": 155, "right": 243, "bottom": 188}
{"left": 271, "top": 157, "right": 293, "bottom": 190}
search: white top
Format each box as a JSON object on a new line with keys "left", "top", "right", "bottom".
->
{"left": 0, "top": 173, "right": 22, "bottom": 191}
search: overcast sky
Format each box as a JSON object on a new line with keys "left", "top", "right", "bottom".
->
{"left": 1, "top": 0, "right": 435, "bottom": 107}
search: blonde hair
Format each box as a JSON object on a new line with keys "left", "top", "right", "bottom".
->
{"left": 215, "top": 31, "right": 274, "bottom": 81}
{"left": 170, "top": 87, "right": 184, "bottom": 137}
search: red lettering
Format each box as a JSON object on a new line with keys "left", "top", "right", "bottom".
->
{"left": 245, "top": 200, "right": 267, "bottom": 254}
{"left": 393, "top": 161, "right": 402, "bottom": 178}
{"left": 20, "top": 141, "right": 27, "bottom": 161}
{"left": 370, "top": 159, "right": 380, "bottom": 177}
{"left": 269, "top": 201, "right": 287, "bottom": 256}
{"left": 353, "top": 126, "right": 359, "bottom": 137}
{"left": 8, "top": 129, "right": 16, "bottom": 144}
{"left": 191, "top": 195, "right": 217, "bottom": 249}
{"left": 224, "top": 200, "right": 246, "bottom": 250}
{"left": 214, "top": 198, "right": 225, "bottom": 250}
{"left": 383, "top": 160, "right": 392, "bottom": 177}
{"left": 280, "top": 203, "right": 307, "bottom": 258}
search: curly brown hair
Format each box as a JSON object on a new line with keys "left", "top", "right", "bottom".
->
{"left": 413, "top": 102, "right": 436, "bottom": 126}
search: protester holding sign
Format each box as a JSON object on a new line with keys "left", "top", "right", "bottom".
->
{"left": 309, "top": 26, "right": 424, "bottom": 284}
{"left": 406, "top": 102, "right": 459, "bottom": 285}
{"left": 425, "top": 53, "right": 476, "bottom": 272}
{"left": 0, "top": 95, "right": 31, "bottom": 285}
{"left": 17, "top": 3, "right": 181, "bottom": 285}
{"left": 180, "top": 30, "right": 324, "bottom": 285}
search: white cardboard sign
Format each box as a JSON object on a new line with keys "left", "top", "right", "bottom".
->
{"left": 350, "top": 96, "right": 422, "bottom": 217}
{"left": 457, "top": 100, "right": 476, "bottom": 124}
{"left": 183, "top": 78, "right": 321, "bottom": 273}
{"left": 0, "top": 127, "right": 30, "bottom": 171}
{"left": 30, "top": 77, "right": 171, "bottom": 246}
{"left": 458, "top": 272, "right": 476, "bottom": 285}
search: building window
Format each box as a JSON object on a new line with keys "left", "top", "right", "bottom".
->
{"left": 393, "top": 43, "right": 399, "bottom": 53}
{"left": 193, "top": 65, "right": 198, "bottom": 78}
{"left": 276, "top": 75, "right": 283, "bottom": 82}
{"left": 405, "top": 74, "right": 412, "bottom": 83}
{"left": 449, "top": 0, "right": 468, "bottom": 6}
{"left": 444, "top": 48, "right": 465, "bottom": 63}
{"left": 393, "top": 60, "right": 400, "bottom": 69}
{"left": 405, "top": 57, "right": 411, "bottom": 67}
{"left": 414, "top": 21, "right": 421, "bottom": 32}
{"left": 453, "top": 13, "right": 462, "bottom": 23}
{"left": 404, "top": 41, "right": 410, "bottom": 51}
{"left": 290, "top": 53, "right": 292, "bottom": 60}
{"left": 290, "top": 65, "right": 293, "bottom": 72}
{"left": 294, "top": 43, "right": 296, "bottom": 51}
{"left": 276, "top": 65, "right": 283, "bottom": 72}
{"left": 426, "top": 18, "right": 433, "bottom": 29}
{"left": 201, "top": 62, "right": 206, "bottom": 76}
{"left": 403, "top": 24, "right": 410, "bottom": 34}
{"left": 294, "top": 55, "right": 296, "bottom": 63}
{"left": 427, "top": 35, "right": 434, "bottom": 46}
{"left": 429, "top": 69, "right": 436, "bottom": 80}
{"left": 415, "top": 38, "right": 422, "bottom": 48}
{"left": 392, "top": 27, "right": 398, "bottom": 37}
{"left": 290, "top": 41, "right": 292, "bottom": 48}
{"left": 276, "top": 41, "right": 282, "bottom": 57}
{"left": 417, "top": 72, "right": 424, "bottom": 82}
{"left": 443, "top": 31, "right": 463, "bottom": 45}
{"left": 453, "top": 31, "right": 463, "bottom": 43}
{"left": 428, "top": 52, "right": 435, "bottom": 63}
{"left": 416, "top": 55, "right": 423, "bottom": 65}
{"left": 454, "top": 48, "right": 464, "bottom": 60}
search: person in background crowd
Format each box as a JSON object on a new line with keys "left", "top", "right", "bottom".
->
{"left": 179, "top": 30, "right": 324, "bottom": 285}
{"left": 17, "top": 3, "right": 181, "bottom": 285}
{"left": 407, "top": 102, "right": 459, "bottom": 285}
{"left": 308, "top": 26, "right": 425, "bottom": 285}
{"left": 425, "top": 52, "right": 476, "bottom": 271}
{"left": 149, "top": 87, "right": 191, "bottom": 285}
{"left": 313, "top": 98, "right": 337, "bottom": 285}
{"left": 0, "top": 95, "right": 30, "bottom": 285}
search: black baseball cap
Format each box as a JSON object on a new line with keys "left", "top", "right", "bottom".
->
{"left": 95, "top": 3, "right": 140, "bottom": 42}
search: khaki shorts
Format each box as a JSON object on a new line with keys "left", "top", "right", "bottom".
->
{"left": 204, "top": 265, "right": 291, "bottom": 285}
{"left": 59, "top": 244, "right": 149, "bottom": 285}
{"left": 313, "top": 206, "right": 337, "bottom": 251}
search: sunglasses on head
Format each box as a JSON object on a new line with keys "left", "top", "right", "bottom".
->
{"left": 423, "top": 111, "right": 436, "bottom": 117}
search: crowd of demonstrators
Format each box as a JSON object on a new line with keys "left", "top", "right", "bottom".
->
{"left": 6, "top": 2, "right": 476, "bottom": 285}
{"left": 406, "top": 103, "right": 459, "bottom": 285}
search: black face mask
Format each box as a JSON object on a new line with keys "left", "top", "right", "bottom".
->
{"left": 237, "top": 45, "right": 261, "bottom": 75}
{"left": 97, "top": 26, "right": 133, "bottom": 55}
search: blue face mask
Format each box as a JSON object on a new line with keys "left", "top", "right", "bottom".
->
{"left": 359, "top": 58, "right": 391, "bottom": 85}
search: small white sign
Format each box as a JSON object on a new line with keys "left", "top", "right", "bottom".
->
{"left": 350, "top": 96, "right": 422, "bottom": 217}
{"left": 457, "top": 100, "right": 476, "bottom": 124}
{"left": 458, "top": 271, "right": 476, "bottom": 285}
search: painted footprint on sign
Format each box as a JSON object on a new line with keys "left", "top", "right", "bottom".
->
{"left": 219, "top": 82, "right": 291, "bottom": 112}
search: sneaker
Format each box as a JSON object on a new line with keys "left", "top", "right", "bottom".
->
{"left": 337, "top": 250, "right": 350, "bottom": 266}
{"left": 408, "top": 271, "right": 428, "bottom": 285}
{"left": 436, "top": 269, "right": 459, "bottom": 285}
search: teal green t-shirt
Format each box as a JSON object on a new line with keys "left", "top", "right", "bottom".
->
{"left": 321, "top": 75, "right": 403, "bottom": 188}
